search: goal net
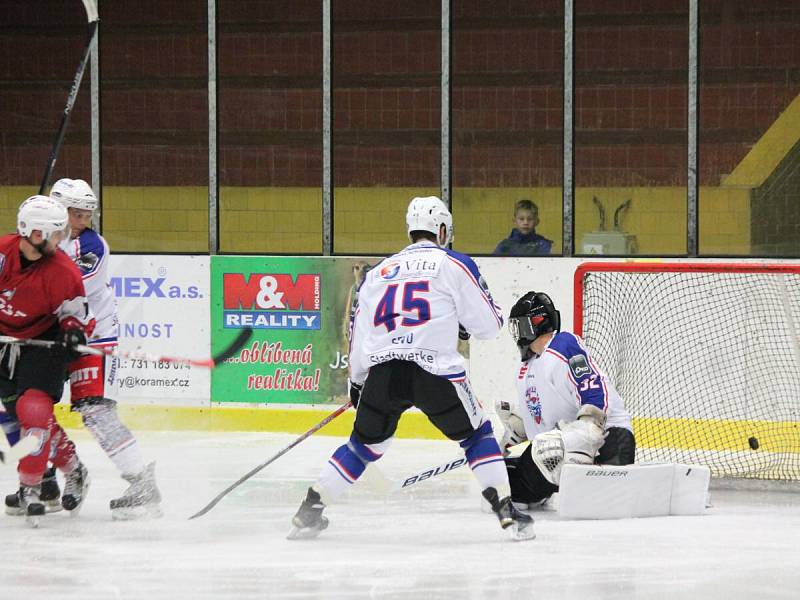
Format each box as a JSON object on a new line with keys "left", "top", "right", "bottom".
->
{"left": 574, "top": 262, "right": 800, "bottom": 481}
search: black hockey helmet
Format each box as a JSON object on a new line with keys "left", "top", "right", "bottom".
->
{"left": 508, "top": 291, "right": 561, "bottom": 361}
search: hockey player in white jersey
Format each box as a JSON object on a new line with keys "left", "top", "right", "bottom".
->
{"left": 289, "top": 196, "right": 534, "bottom": 541}
{"left": 498, "top": 291, "right": 635, "bottom": 506}
{"left": 5, "top": 179, "right": 162, "bottom": 519}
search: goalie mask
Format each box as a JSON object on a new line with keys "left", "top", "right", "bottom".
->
{"left": 406, "top": 196, "right": 453, "bottom": 246}
{"left": 508, "top": 291, "right": 561, "bottom": 361}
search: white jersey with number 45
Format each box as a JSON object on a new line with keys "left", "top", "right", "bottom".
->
{"left": 348, "top": 241, "right": 503, "bottom": 384}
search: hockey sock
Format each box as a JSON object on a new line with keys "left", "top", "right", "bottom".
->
{"left": 0, "top": 409, "right": 21, "bottom": 447}
{"left": 460, "top": 420, "right": 510, "bottom": 497}
{"left": 316, "top": 432, "right": 392, "bottom": 501}
{"left": 77, "top": 402, "right": 146, "bottom": 476}
{"left": 49, "top": 421, "right": 78, "bottom": 474}
{"left": 16, "top": 389, "right": 55, "bottom": 486}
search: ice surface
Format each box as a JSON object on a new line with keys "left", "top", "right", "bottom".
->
{"left": 2, "top": 430, "right": 799, "bottom": 599}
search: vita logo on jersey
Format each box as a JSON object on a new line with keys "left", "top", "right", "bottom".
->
{"left": 222, "top": 273, "right": 322, "bottom": 330}
{"left": 379, "top": 262, "right": 401, "bottom": 280}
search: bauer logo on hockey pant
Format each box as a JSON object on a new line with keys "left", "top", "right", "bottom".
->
{"left": 568, "top": 355, "right": 591, "bottom": 379}
{"left": 400, "top": 457, "right": 467, "bottom": 488}
{"left": 223, "top": 273, "right": 322, "bottom": 331}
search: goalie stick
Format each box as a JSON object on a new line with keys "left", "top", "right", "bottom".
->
{"left": 188, "top": 401, "right": 352, "bottom": 520}
{"left": 39, "top": 0, "right": 100, "bottom": 194}
{"left": 0, "top": 327, "right": 253, "bottom": 370}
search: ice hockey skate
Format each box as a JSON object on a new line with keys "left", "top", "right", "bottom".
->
{"left": 6, "top": 485, "right": 46, "bottom": 528}
{"left": 482, "top": 486, "right": 536, "bottom": 541}
{"left": 5, "top": 467, "right": 62, "bottom": 515}
{"left": 287, "top": 487, "right": 329, "bottom": 540}
{"left": 61, "top": 461, "right": 90, "bottom": 515}
{"left": 110, "top": 462, "right": 163, "bottom": 520}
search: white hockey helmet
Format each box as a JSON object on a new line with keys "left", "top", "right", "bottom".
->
{"left": 50, "top": 178, "right": 98, "bottom": 211}
{"left": 17, "top": 195, "right": 70, "bottom": 241}
{"left": 405, "top": 196, "right": 453, "bottom": 245}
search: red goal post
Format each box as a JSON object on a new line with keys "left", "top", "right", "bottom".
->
{"left": 574, "top": 261, "right": 800, "bottom": 481}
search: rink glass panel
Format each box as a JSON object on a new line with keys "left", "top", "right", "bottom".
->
{"left": 331, "top": 1, "right": 442, "bottom": 255}
{"left": 0, "top": 4, "right": 91, "bottom": 228}
{"left": 100, "top": 2, "right": 210, "bottom": 252}
{"left": 450, "top": 1, "right": 564, "bottom": 256}
{"left": 698, "top": 1, "right": 800, "bottom": 257}
{"left": 217, "top": 2, "right": 323, "bottom": 254}
{"left": 573, "top": 1, "right": 689, "bottom": 257}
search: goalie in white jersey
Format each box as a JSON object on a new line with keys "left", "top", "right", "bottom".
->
{"left": 497, "top": 291, "right": 635, "bottom": 506}
{"left": 289, "top": 196, "right": 534, "bottom": 541}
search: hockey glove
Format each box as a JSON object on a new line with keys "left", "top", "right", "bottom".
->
{"left": 52, "top": 325, "right": 87, "bottom": 362}
{"left": 348, "top": 379, "right": 363, "bottom": 409}
{"left": 458, "top": 323, "right": 471, "bottom": 341}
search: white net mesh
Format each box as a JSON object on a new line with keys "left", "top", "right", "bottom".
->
{"left": 579, "top": 264, "right": 800, "bottom": 481}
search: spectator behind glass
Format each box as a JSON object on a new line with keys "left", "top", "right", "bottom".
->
{"left": 493, "top": 199, "right": 553, "bottom": 256}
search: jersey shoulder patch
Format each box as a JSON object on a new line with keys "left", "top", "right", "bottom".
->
{"left": 76, "top": 252, "right": 100, "bottom": 273}
{"left": 567, "top": 354, "right": 591, "bottom": 379}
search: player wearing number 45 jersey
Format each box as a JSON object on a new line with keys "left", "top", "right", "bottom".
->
{"left": 289, "top": 196, "right": 534, "bottom": 542}
{"left": 497, "top": 291, "right": 635, "bottom": 507}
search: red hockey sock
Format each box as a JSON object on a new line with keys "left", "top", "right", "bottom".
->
{"left": 50, "top": 421, "right": 78, "bottom": 473}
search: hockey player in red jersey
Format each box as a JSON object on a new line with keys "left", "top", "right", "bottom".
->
{"left": 0, "top": 195, "right": 96, "bottom": 526}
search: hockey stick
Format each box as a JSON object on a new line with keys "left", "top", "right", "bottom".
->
{"left": 0, "top": 327, "right": 253, "bottom": 370}
{"left": 395, "top": 455, "right": 468, "bottom": 490}
{"left": 39, "top": 0, "right": 100, "bottom": 194}
{"left": 392, "top": 441, "right": 530, "bottom": 491}
{"left": 188, "top": 401, "right": 353, "bottom": 520}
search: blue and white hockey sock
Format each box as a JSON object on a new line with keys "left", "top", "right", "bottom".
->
{"left": 460, "top": 420, "right": 510, "bottom": 497}
{"left": 0, "top": 410, "right": 21, "bottom": 447}
{"left": 315, "top": 433, "right": 392, "bottom": 501}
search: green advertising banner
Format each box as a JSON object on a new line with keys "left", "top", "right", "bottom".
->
{"left": 211, "top": 256, "right": 377, "bottom": 404}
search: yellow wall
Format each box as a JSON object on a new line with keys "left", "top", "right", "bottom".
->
{"left": 104, "top": 186, "right": 209, "bottom": 252}
{"left": 220, "top": 187, "right": 321, "bottom": 253}
{"left": 0, "top": 185, "right": 751, "bottom": 256}
{"left": 334, "top": 187, "right": 440, "bottom": 254}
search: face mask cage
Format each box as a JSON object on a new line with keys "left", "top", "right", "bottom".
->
{"left": 508, "top": 315, "right": 540, "bottom": 346}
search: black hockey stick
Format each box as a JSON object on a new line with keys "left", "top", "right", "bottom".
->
{"left": 188, "top": 401, "right": 353, "bottom": 520}
{"left": 39, "top": 0, "right": 99, "bottom": 194}
{"left": 0, "top": 327, "right": 253, "bottom": 370}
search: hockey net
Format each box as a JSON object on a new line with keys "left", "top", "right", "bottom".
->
{"left": 575, "top": 262, "right": 800, "bottom": 481}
